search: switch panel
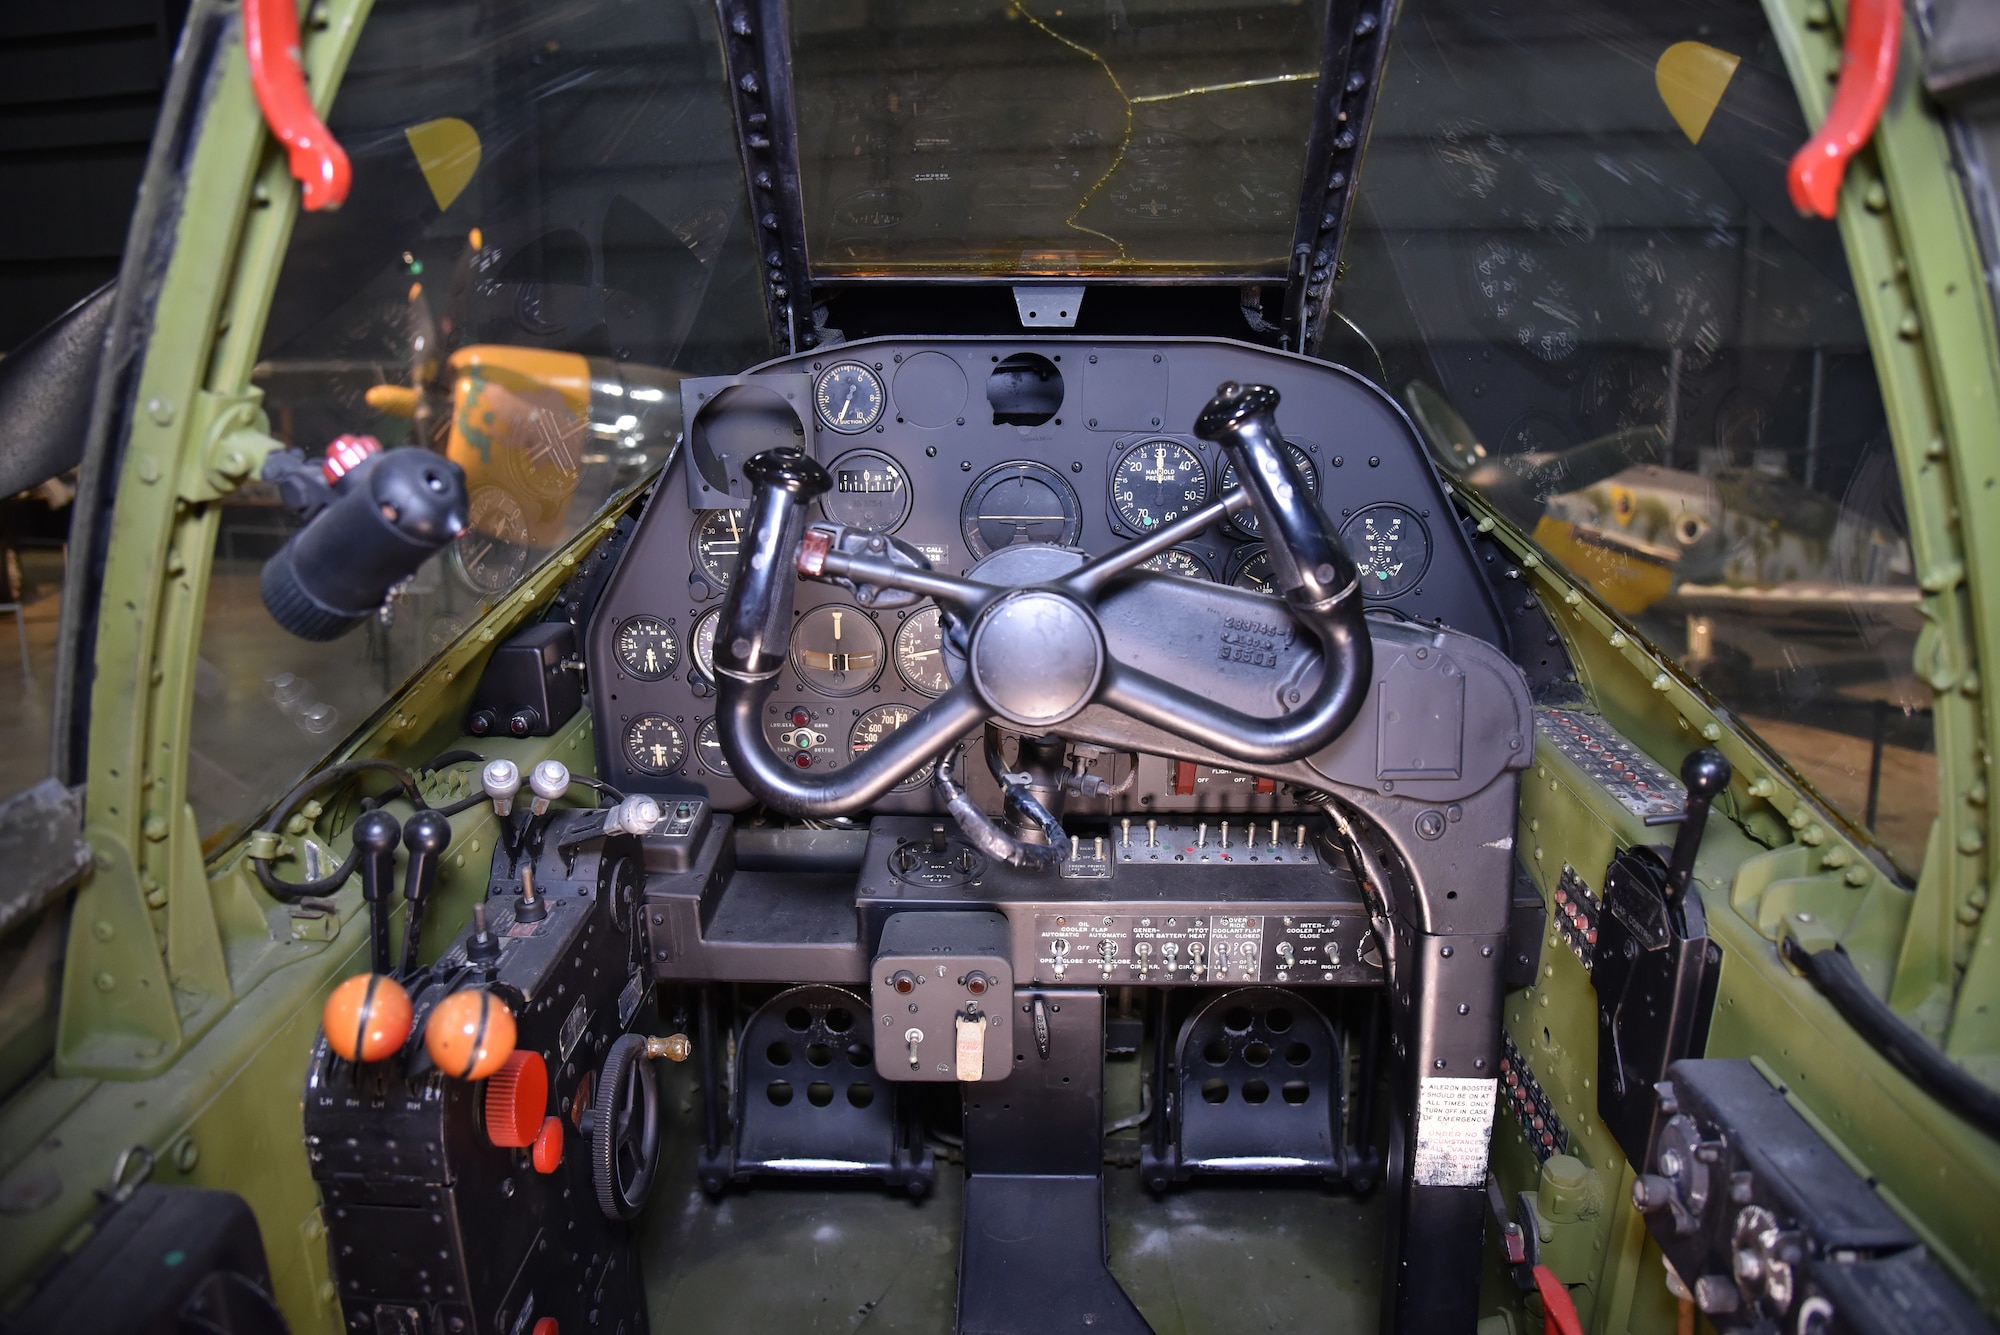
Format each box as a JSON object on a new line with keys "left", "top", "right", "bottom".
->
{"left": 872, "top": 911, "right": 1011, "bottom": 1082}
{"left": 1030, "top": 910, "right": 1379, "bottom": 985}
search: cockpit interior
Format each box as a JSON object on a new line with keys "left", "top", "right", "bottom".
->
{"left": 2, "top": 0, "right": 1997, "bottom": 1332}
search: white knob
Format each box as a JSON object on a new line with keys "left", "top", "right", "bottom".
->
{"left": 528, "top": 759, "right": 570, "bottom": 815}
{"left": 610, "top": 794, "right": 662, "bottom": 836}
{"left": 481, "top": 759, "right": 521, "bottom": 816}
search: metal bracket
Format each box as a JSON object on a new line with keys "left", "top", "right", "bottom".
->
{"left": 1013, "top": 286, "right": 1084, "bottom": 328}
{"left": 177, "top": 388, "right": 275, "bottom": 503}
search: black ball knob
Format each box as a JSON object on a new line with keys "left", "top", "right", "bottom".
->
{"left": 1680, "top": 747, "right": 1732, "bottom": 800}
{"left": 403, "top": 809, "right": 453, "bottom": 858}
{"left": 353, "top": 809, "right": 401, "bottom": 854}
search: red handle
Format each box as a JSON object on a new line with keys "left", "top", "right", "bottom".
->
{"left": 1786, "top": 0, "right": 1900, "bottom": 219}
{"left": 1534, "top": 1264, "right": 1585, "bottom": 1335}
{"left": 243, "top": 0, "right": 352, "bottom": 212}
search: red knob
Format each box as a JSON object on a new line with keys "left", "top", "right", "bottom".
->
{"left": 531, "top": 1320, "right": 559, "bottom": 1335}
{"left": 483, "top": 1051, "right": 548, "bottom": 1148}
{"left": 532, "top": 1116, "right": 564, "bottom": 1174}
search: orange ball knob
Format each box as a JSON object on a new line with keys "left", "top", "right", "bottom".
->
{"left": 531, "top": 1116, "right": 564, "bottom": 1174}
{"left": 322, "top": 973, "right": 413, "bottom": 1064}
{"left": 484, "top": 1050, "right": 548, "bottom": 1148}
{"left": 424, "top": 988, "right": 517, "bottom": 1081}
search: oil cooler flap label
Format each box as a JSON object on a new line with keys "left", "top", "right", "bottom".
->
{"left": 1413, "top": 1077, "right": 1498, "bottom": 1187}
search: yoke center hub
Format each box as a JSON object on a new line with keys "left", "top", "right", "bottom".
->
{"left": 968, "top": 589, "right": 1103, "bottom": 729}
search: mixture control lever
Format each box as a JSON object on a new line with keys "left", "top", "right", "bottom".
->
{"left": 399, "top": 808, "right": 452, "bottom": 976}
{"left": 353, "top": 808, "right": 400, "bottom": 977}
{"left": 482, "top": 758, "right": 521, "bottom": 816}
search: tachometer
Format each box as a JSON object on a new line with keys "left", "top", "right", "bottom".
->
{"left": 624, "top": 714, "right": 687, "bottom": 775}
{"left": 790, "top": 604, "right": 885, "bottom": 696}
{"left": 815, "top": 362, "right": 885, "bottom": 434}
{"left": 821, "top": 448, "right": 912, "bottom": 533}
{"left": 691, "top": 508, "right": 746, "bottom": 593}
{"left": 1341, "top": 503, "right": 1431, "bottom": 599}
{"left": 850, "top": 703, "right": 937, "bottom": 792}
{"left": 1219, "top": 443, "right": 1320, "bottom": 539}
{"left": 613, "top": 615, "right": 679, "bottom": 680}
{"left": 1110, "top": 439, "right": 1207, "bottom": 534}
{"left": 960, "top": 460, "right": 1083, "bottom": 558}
{"left": 893, "top": 605, "right": 953, "bottom": 697}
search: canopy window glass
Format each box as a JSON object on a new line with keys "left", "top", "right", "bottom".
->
{"left": 792, "top": 0, "right": 1327, "bottom": 277}
{"left": 1337, "top": 0, "right": 1932, "bottom": 873}
{"left": 188, "top": 0, "right": 767, "bottom": 848}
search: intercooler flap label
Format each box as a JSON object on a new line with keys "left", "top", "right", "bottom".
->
{"left": 1413, "top": 1076, "right": 1498, "bottom": 1187}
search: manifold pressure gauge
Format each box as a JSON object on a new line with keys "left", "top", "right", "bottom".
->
{"left": 614, "top": 616, "right": 679, "bottom": 680}
{"left": 815, "top": 362, "right": 886, "bottom": 434}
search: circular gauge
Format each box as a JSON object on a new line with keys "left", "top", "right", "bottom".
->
{"left": 1469, "top": 235, "right": 1582, "bottom": 363}
{"left": 1110, "top": 439, "right": 1208, "bottom": 534}
{"left": 1230, "top": 546, "right": 1276, "bottom": 594}
{"left": 1139, "top": 547, "right": 1213, "bottom": 581}
{"left": 850, "top": 703, "right": 937, "bottom": 792}
{"left": 614, "top": 615, "right": 679, "bottom": 680}
{"left": 960, "top": 460, "right": 1084, "bottom": 558}
{"left": 624, "top": 714, "right": 687, "bottom": 776}
{"left": 790, "top": 604, "right": 885, "bottom": 696}
{"left": 815, "top": 362, "right": 886, "bottom": 434}
{"left": 821, "top": 449, "right": 912, "bottom": 533}
{"left": 689, "top": 606, "right": 721, "bottom": 682}
{"left": 894, "top": 605, "right": 953, "bottom": 697}
{"left": 1219, "top": 443, "right": 1321, "bottom": 539}
{"left": 1341, "top": 504, "right": 1431, "bottom": 599}
{"left": 691, "top": 508, "right": 747, "bottom": 592}
{"left": 695, "top": 717, "right": 732, "bottom": 777}
{"left": 454, "top": 485, "right": 531, "bottom": 594}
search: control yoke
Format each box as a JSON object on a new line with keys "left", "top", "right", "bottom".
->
{"left": 712, "top": 381, "right": 1374, "bottom": 818}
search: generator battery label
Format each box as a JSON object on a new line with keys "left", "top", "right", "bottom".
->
{"left": 1412, "top": 1077, "right": 1498, "bottom": 1187}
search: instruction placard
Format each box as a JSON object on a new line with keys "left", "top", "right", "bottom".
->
{"left": 1413, "top": 1076, "right": 1498, "bottom": 1187}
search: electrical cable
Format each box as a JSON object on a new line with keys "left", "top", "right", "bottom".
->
{"left": 248, "top": 759, "right": 423, "bottom": 900}
{"left": 1781, "top": 938, "right": 2000, "bottom": 1140}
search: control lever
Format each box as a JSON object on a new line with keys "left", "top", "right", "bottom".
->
{"left": 528, "top": 759, "right": 571, "bottom": 819}
{"left": 465, "top": 902, "right": 500, "bottom": 967}
{"left": 399, "top": 809, "right": 451, "bottom": 976}
{"left": 1663, "top": 749, "right": 1730, "bottom": 913}
{"left": 482, "top": 758, "right": 521, "bottom": 816}
{"left": 352, "top": 809, "right": 400, "bottom": 977}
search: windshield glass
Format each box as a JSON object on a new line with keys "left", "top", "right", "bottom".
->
{"left": 792, "top": 0, "right": 1325, "bottom": 277}
{"left": 189, "top": 0, "right": 770, "bottom": 848}
{"left": 1336, "top": 0, "right": 1932, "bottom": 872}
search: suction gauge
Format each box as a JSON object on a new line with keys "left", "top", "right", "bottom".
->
{"left": 815, "top": 362, "right": 886, "bottom": 434}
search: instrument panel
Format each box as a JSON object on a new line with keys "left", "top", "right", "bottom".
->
{"left": 587, "top": 336, "right": 1505, "bottom": 810}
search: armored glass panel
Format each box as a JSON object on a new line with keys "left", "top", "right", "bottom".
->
{"left": 189, "top": 0, "right": 770, "bottom": 847}
{"left": 1337, "top": 0, "right": 1933, "bottom": 872}
{"left": 792, "top": 0, "right": 1325, "bottom": 277}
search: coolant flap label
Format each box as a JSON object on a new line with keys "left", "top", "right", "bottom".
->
{"left": 1412, "top": 1076, "right": 1498, "bottom": 1187}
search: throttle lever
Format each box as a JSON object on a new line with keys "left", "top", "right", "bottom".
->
{"left": 399, "top": 809, "right": 452, "bottom": 976}
{"left": 353, "top": 809, "right": 400, "bottom": 977}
